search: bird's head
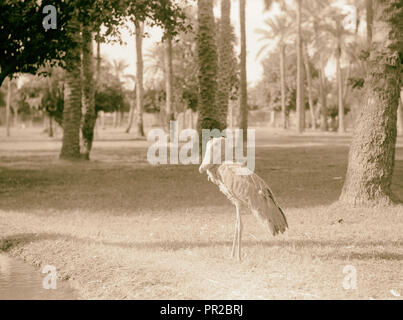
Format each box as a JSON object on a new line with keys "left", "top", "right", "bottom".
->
{"left": 199, "top": 137, "right": 226, "bottom": 174}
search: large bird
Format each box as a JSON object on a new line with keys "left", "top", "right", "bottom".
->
{"left": 199, "top": 137, "right": 288, "bottom": 261}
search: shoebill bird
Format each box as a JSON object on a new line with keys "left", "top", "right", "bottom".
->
{"left": 199, "top": 137, "right": 288, "bottom": 261}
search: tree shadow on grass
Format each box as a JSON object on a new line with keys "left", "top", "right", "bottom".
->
{"left": 2, "top": 233, "right": 402, "bottom": 262}
{"left": 1, "top": 146, "right": 402, "bottom": 212}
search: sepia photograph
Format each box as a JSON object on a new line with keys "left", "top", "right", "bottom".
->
{"left": 0, "top": 0, "right": 402, "bottom": 305}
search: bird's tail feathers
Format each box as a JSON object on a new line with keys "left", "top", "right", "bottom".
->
{"left": 251, "top": 189, "right": 288, "bottom": 236}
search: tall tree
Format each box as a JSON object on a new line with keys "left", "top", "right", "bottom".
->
{"left": 304, "top": 0, "right": 332, "bottom": 132}
{"left": 95, "top": 31, "right": 105, "bottom": 130}
{"left": 164, "top": 33, "right": 175, "bottom": 129}
{"left": 399, "top": 89, "right": 403, "bottom": 136}
{"left": 302, "top": 42, "right": 316, "bottom": 130}
{"left": 320, "top": 10, "right": 350, "bottom": 134}
{"left": 295, "top": 0, "right": 305, "bottom": 133}
{"left": 0, "top": 0, "right": 75, "bottom": 87}
{"left": 134, "top": 20, "right": 145, "bottom": 137}
{"left": 335, "top": 16, "right": 345, "bottom": 134}
{"left": 256, "top": 14, "right": 293, "bottom": 129}
{"left": 340, "top": 0, "right": 403, "bottom": 205}
{"left": 60, "top": 16, "right": 82, "bottom": 160}
{"left": 5, "top": 78, "right": 11, "bottom": 137}
{"left": 216, "top": 0, "right": 233, "bottom": 128}
{"left": 366, "top": 0, "right": 373, "bottom": 46}
{"left": 197, "top": 0, "right": 221, "bottom": 140}
{"left": 239, "top": 0, "right": 248, "bottom": 140}
{"left": 80, "top": 26, "right": 96, "bottom": 160}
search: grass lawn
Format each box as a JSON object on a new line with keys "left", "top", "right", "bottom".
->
{"left": 0, "top": 128, "right": 402, "bottom": 299}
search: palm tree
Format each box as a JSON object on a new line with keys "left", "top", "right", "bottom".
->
{"left": 80, "top": 25, "right": 96, "bottom": 160}
{"left": 295, "top": 0, "right": 305, "bottom": 133}
{"left": 134, "top": 20, "right": 145, "bottom": 137}
{"left": 264, "top": 0, "right": 304, "bottom": 132}
{"left": 5, "top": 77, "right": 11, "bottom": 137}
{"left": 94, "top": 31, "right": 105, "bottom": 131}
{"left": 197, "top": 0, "right": 221, "bottom": 142}
{"left": 60, "top": 17, "right": 82, "bottom": 160}
{"left": 256, "top": 14, "right": 293, "bottom": 129}
{"left": 398, "top": 91, "right": 403, "bottom": 136}
{"left": 216, "top": 0, "right": 233, "bottom": 129}
{"left": 302, "top": 41, "right": 316, "bottom": 130}
{"left": 365, "top": 0, "right": 373, "bottom": 46}
{"left": 321, "top": 11, "right": 350, "bottom": 134}
{"left": 239, "top": 0, "right": 248, "bottom": 140}
{"left": 304, "top": 0, "right": 332, "bottom": 131}
{"left": 340, "top": 0, "right": 403, "bottom": 205}
{"left": 164, "top": 33, "right": 175, "bottom": 129}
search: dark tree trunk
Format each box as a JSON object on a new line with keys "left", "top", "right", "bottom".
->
{"left": 49, "top": 115, "right": 54, "bottom": 137}
{"left": 197, "top": 0, "right": 221, "bottom": 140}
{"left": 239, "top": 0, "right": 248, "bottom": 141}
{"left": 366, "top": 0, "right": 373, "bottom": 46}
{"left": 398, "top": 90, "right": 403, "bottom": 136}
{"left": 164, "top": 33, "right": 175, "bottom": 130}
{"left": 95, "top": 32, "right": 105, "bottom": 131}
{"left": 340, "top": 0, "right": 403, "bottom": 205}
{"left": 5, "top": 78, "right": 11, "bottom": 137}
{"left": 134, "top": 20, "right": 145, "bottom": 137}
{"left": 217, "top": 0, "right": 232, "bottom": 129}
{"left": 60, "top": 67, "right": 82, "bottom": 159}
{"left": 80, "top": 26, "right": 96, "bottom": 160}
{"left": 336, "top": 47, "right": 344, "bottom": 133}
{"left": 60, "top": 19, "right": 82, "bottom": 160}
{"left": 319, "top": 55, "right": 328, "bottom": 131}
{"left": 296, "top": 0, "right": 305, "bottom": 133}
{"left": 303, "top": 43, "right": 316, "bottom": 130}
{"left": 279, "top": 43, "right": 287, "bottom": 129}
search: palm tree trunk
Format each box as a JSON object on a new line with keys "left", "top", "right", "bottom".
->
{"left": 296, "top": 0, "right": 305, "bottom": 133}
{"left": 134, "top": 20, "right": 145, "bottom": 137}
{"left": 60, "top": 18, "right": 82, "bottom": 160}
{"left": 60, "top": 65, "right": 81, "bottom": 159}
{"left": 5, "top": 78, "right": 11, "bottom": 137}
{"left": 49, "top": 115, "right": 54, "bottom": 137}
{"left": 80, "top": 26, "right": 96, "bottom": 160}
{"left": 239, "top": 0, "right": 248, "bottom": 141}
{"left": 336, "top": 41, "right": 344, "bottom": 133}
{"left": 164, "top": 33, "right": 175, "bottom": 130}
{"left": 279, "top": 43, "right": 287, "bottom": 129}
{"left": 197, "top": 0, "right": 220, "bottom": 141}
{"left": 319, "top": 55, "right": 328, "bottom": 131}
{"left": 217, "top": 0, "right": 232, "bottom": 129}
{"left": 366, "top": 0, "right": 373, "bottom": 46}
{"left": 340, "top": 0, "right": 402, "bottom": 205}
{"left": 95, "top": 32, "right": 105, "bottom": 131}
{"left": 303, "top": 43, "right": 316, "bottom": 130}
{"left": 398, "top": 89, "right": 403, "bottom": 136}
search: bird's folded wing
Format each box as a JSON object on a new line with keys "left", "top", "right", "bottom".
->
{"left": 218, "top": 164, "right": 288, "bottom": 235}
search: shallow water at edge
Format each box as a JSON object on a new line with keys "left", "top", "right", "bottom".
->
{"left": 0, "top": 253, "right": 77, "bottom": 300}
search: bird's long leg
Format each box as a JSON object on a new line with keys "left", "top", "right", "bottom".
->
{"left": 236, "top": 205, "right": 243, "bottom": 261}
{"left": 231, "top": 206, "right": 238, "bottom": 258}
